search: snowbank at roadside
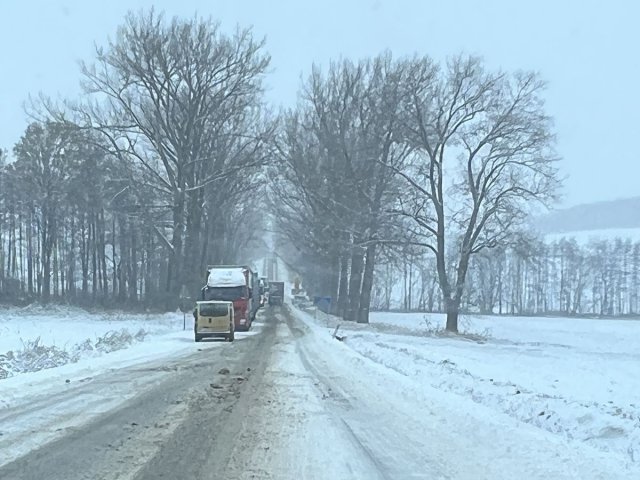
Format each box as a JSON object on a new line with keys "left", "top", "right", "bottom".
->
{"left": 296, "top": 306, "right": 640, "bottom": 469}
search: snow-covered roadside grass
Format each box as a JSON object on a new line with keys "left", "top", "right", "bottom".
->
{"left": 0, "top": 329, "right": 151, "bottom": 379}
{"left": 0, "top": 305, "right": 185, "bottom": 379}
{"left": 301, "top": 306, "right": 640, "bottom": 467}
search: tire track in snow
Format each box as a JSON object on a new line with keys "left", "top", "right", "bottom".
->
{"left": 284, "top": 309, "right": 445, "bottom": 480}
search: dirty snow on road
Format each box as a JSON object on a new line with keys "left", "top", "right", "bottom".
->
{"left": 216, "top": 306, "right": 631, "bottom": 479}
{"left": 220, "top": 312, "right": 392, "bottom": 479}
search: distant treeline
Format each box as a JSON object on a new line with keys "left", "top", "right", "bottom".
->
{"left": 0, "top": 134, "right": 264, "bottom": 310}
{"left": 374, "top": 237, "right": 640, "bottom": 317}
{"left": 0, "top": 14, "right": 271, "bottom": 309}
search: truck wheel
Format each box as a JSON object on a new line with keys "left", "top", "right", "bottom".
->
{"left": 228, "top": 331, "right": 234, "bottom": 342}
{"left": 195, "top": 334, "right": 203, "bottom": 342}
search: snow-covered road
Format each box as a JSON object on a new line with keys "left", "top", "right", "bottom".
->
{"left": 0, "top": 305, "right": 637, "bottom": 479}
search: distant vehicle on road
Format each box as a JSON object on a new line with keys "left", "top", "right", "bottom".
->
{"left": 268, "top": 281, "right": 284, "bottom": 306}
{"left": 194, "top": 300, "right": 234, "bottom": 342}
{"left": 202, "top": 265, "right": 260, "bottom": 331}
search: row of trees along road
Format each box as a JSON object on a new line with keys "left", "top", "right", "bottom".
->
{"left": 272, "top": 55, "right": 559, "bottom": 331}
{"left": 0, "top": 10, "right": 560, "bottom": 331}
{"left": 0, "top": 11, "right": 273, "bottom": 309}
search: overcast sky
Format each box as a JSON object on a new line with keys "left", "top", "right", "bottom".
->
{"left": 1, "top": 0, "right": 638, "bottom": 207}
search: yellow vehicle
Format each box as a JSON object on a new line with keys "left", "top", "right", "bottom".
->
{"left": 194, "top": 301, "right": 235, "bottom": 342}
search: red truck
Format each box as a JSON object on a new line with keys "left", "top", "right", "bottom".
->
{"left": 201, "top": 265, "right": 260, "bottom": 331}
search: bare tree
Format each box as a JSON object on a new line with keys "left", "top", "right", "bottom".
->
{"left": 13, "top": 123, "right": 76, "bottom": 302}
{"left": 398, "top": 55, "right": 560, "bottom": 331}
{"left": 272, "top": 55, "right": 413, "bottom": 322}
{"left": 0, "top": 149, "right": 8, "bottom": 295}
{"left": 65, "top": 10, "right": 272, "bottom": 302}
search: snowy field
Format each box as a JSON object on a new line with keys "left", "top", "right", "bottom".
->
{"left": 0, "top": 305, "right": 190, "bottom": 379}
{"left": 308, "top": 308, "right": 640, "bottom": 470}
{"left": 0, "top": 305, "right": 183, "bottom": 353}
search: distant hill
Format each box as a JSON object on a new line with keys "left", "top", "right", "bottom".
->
{"left": 536, "top": 197, "right": 640, "bottom": 234}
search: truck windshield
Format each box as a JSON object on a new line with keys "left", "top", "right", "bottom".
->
{"left": 204, "top": 286, "right": 246, "bottom": 301}
{"left": 199, "top": 303, "right": 229, "bottom": 317}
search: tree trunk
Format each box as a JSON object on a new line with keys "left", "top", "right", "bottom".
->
{"left": 118, "top": 215, "right": 128, "bottom": 303}
{"left": 336, "top": 254, "right": 349, "bottom": 318}
{"left": 345, "top": 250, "right": 364, "bottom": 321}
{"left": 91, "top": 212, "right": 98, "bottom": 302}
{"left": 408, "top": 261, "right": 413, "bottom": 311}
{"left": 41, "top": 210, "right": 54, "bottom": 304}
{"left": 81, "top": 213, "right": 89, "bottom": 296}
{"left": 183, "top": 192, "right": 203, "bottom": 295}
{"left": 445, "top": 297, "right": 460, "bottom": 332}
{"left": 36, "top": 215, "right": 42, "bottom": 296}
{"left": 18, "top": 213, "right": 24, "bottom": 294}
{"left": 328, "top": 253, "right": 340, "bottom": 314}
{"left": 166, "top": 189, "right": 186, "bottom": 305}
{"left": 95, "top": 213, "right": 103, "bottom": 296}
{"left": 99, "top": 210, "right": 108, "bottom": 300}
{"left": 112, "top": 215, "right": 118, "bottom": 301}
{"left": 27, "top": 209, "right": 34, "bottom": 295}
{"left": 144, "top": 226, "right": 155, "bottom": 306}
{"left": 129, "top": 219, "right": 138, "bottom": 303}
{"left": 447, "top": 246, "right": 473, "bottom": 332}
{"left": 199, "top": 213, "right": 212, "bottom": 278}
{"left": 357, "top": 244, "right": 376, "bottom": 323}
{"left": 53, "top": 234, "right": 59, "bottom": 298}
{"left": 7, "top": 211, "right": 12, "bottom": 281}
{"left": 7, "top": 204, "right": 14, "bottom": 278}
{"left": 68, "top": 215, "right": 76, "bottom": 299}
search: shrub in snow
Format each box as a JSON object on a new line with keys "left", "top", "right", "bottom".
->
{"left": 422, "top": 314, "right": 491, "bottom": 342}
{"left": 1, "top": 337, "right": 74, "bottom": 376}
{"left": 0, "top": 328, "right": 151, "bottom": 379}
{"left": 94, "top": 329, "right": 142, "bottom": 353}
{"left": 422, "top": 315, "right": 447, "bottom": 335}
{"left": 134, "top": 328, "right": 148, "bottom": 341}
{"left": 0, "top": 355, "right": 10, "bottom": 379}
{"left": 73, "top": 338, "right": 95, "bottom": 354}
